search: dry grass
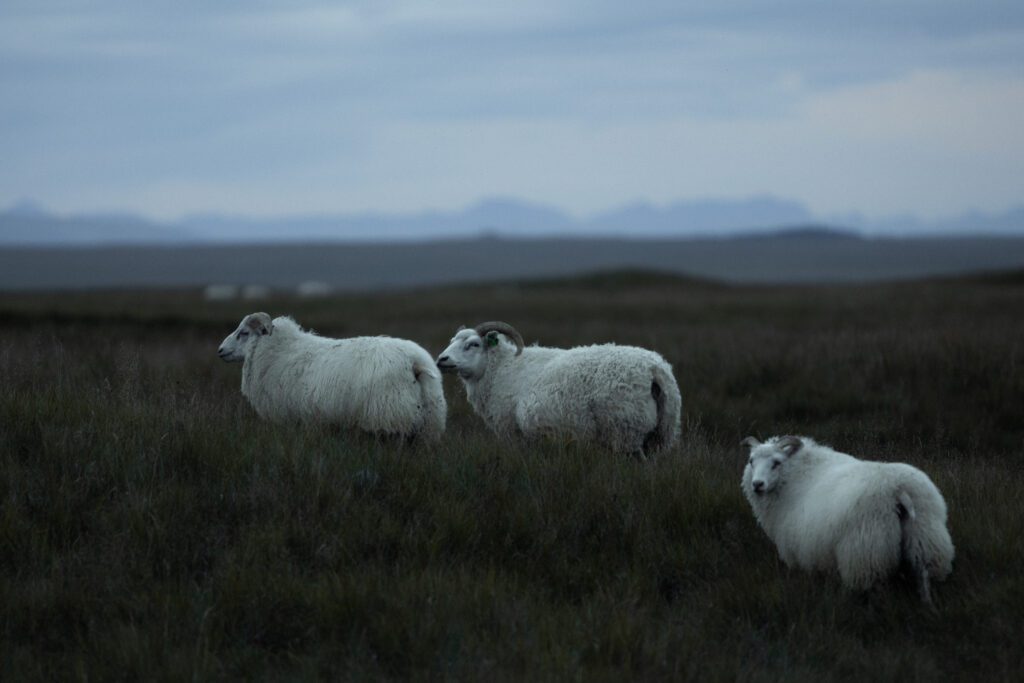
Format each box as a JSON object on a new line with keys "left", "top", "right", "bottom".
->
{"left": 1, "top": 270, "right": 1023, "bottom": 680}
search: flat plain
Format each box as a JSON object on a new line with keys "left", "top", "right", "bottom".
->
{"left": 4, "top": 234, "right": 1024, "bottom": 290}
{"left": 2, "top": 269, "right": 1023, "bottom": 680}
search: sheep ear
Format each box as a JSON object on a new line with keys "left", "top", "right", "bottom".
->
{"left": 246, "top": 312, "right": 273, "bottom": 336}
{"left": 485, "top": 331, "right": 500, "bottom": 348}
{"left": 741, "top": 436, "right": 761, "bottom": 451}
{"left": 776, "top": 435, "right": 802, "bottom": 457}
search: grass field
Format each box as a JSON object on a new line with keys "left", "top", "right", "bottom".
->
{"left": 2, "top": 270, "right": 1023, "bottom": 680}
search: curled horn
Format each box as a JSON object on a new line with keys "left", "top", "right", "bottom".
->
{"left": 776, "top": 435, "right": 803, "bottom": 456}
{"left": 473, "top": 321, "right": 524, "bottom": 356}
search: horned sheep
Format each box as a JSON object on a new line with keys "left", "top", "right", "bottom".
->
{"left": 435, "top": 321, "right": 682, "bottom": 457}
{"left": 741, "top": 435, "right": 954, "bottom": 604}
{"left": 218, "top": 313, "right": 446, "bottom": 442}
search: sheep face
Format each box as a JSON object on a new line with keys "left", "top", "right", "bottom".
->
{"left": 436, "top": 328, "right": 491, "bottom": 380}
{"left": 742, "top": 436, "right": 803, "bottom": 495}
{"left": 218, "top": 312, "right": 273, "bottom": 363}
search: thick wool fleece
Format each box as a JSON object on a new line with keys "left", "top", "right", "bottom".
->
{"left": 241, "top": 317, "right": 445, "bottom": 442}
{"left": 464, "top": 338, "right": 681, "bottom": 455}
{"left": 742, "top": 437, "right": 954, "bottom": 592}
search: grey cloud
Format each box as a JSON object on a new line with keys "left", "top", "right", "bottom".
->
{"left": 1, "top": 1, "right": 1022, "bottom": 220}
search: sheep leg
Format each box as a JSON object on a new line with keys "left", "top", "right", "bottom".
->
{"left": 916, "top": 563, "right": 935, "bottom": 609}
{"left": 898, "top": 494, "right": 937, "bottom": 610}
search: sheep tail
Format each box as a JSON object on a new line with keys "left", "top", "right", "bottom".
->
{"left": 412, "top": 359, "right": 438, "bottom": 383}
{"left": 412, "top": 359, "right": 445, "bottom": 443}
{"left": 897, "top": 491, "right": 934, "bottom": 609}
{"left": 643, "top": 364, "right": 681, "bottom": 456}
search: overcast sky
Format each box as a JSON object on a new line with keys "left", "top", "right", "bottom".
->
{"left": 2, "top": 1, "right": 1022, "bottom": 223}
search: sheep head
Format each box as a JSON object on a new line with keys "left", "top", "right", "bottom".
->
{"left": 743, "top": 435, "right": 804, "bottom": 496}
{"left": 436, "top": 321, "right": 523, "bottom": 380}
{"left": 218, "top": 312, "right": 273, "bottom": 362}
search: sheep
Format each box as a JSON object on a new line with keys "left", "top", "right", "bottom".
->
{"left": 218, "top": 312, "right": 445, "bottom": 443}
{"left": 435, "top": 321, "right": 681, "bottom": 457}
{"left": 741, "top": 435, "right": 954, "bottom": 605}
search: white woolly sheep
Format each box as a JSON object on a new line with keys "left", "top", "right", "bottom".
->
{"left": 218, "top": 313, "right": 446, "bottom": 442}
{"left": 741, "top": 435, "right": 954, "bottom": 604}
{"left": 435, "top": 321, "right": 682, "bottom": 457}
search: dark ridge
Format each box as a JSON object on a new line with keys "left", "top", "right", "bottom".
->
{"left": 5, "top": 234, "right": 1023, "bottom": 291}
{"left": 516, "top": 268, "right": 724, "bottom": 291}
{"left": 736, "top": 225, "right": 863, "bottom": 240}
{"left": 940, "top": 268, "right": 1024, "bottom": 286}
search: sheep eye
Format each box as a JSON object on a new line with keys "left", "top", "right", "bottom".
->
{"left": 238, "top": 330, "right": 249, "bottom": 338}
{"left": 771, "top": 460, "right": 781, "bottom": 470}
{"left": 467, "top": 342, "right": 479, "bottom": 349}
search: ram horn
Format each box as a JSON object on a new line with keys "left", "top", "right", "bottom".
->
{"left": 473, "top": 321, "right": 524, "bottom": 356}
{"left": 776, "top": 435, "right": 803, "bottom": 457}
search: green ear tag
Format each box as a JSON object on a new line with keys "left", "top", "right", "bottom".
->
{"left": 487, "top": 335, "right": 499, "bottom": 348}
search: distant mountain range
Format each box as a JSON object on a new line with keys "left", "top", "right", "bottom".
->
{"left": 1, "top": 196, "right": 1022, "bottom": 246}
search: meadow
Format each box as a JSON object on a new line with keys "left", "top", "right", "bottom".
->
{"left": 2, "top": 270, "right": 1023, "bottom": 680}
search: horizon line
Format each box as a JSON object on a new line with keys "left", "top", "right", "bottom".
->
{"left": 4, "top": 194, "right": 1024, "bottom": 229}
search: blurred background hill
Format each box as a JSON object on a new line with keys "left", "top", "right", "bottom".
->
{"left": 2, "top": 197, "right": 1022, "bottom": 291}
